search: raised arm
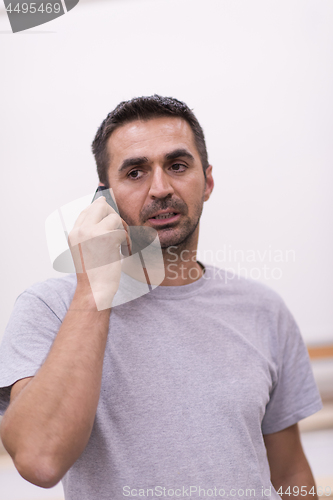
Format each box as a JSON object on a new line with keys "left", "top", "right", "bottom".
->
{"left": 0, "top": 197, "right": 129, "bottom": 488}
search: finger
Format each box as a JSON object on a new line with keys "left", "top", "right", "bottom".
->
{"left": 120, "top": 217, "right": 129, "bottom": 233}
{"left": 81, "top": 197, "right": 116, "bottom": 227}
{"left": 77, "top": 229, "right": 128, "bottom": 271}
{"left": 97, "top": 211, "right": 125, "bottom": 234}
{"left": 72, "top": 197, "right": 109, "bottom": 230}
{"left": 121, "top": 230, "right": 132, "bottom": 257}
{"left": 99, "top": 214, "right": 132, "bottom": 251}
{"left": 72, "top": 205, "right": 91, "bottom": 230}
{"left": 122, "top": 220, "right": 132, "bottom": 255}
{"left": 118, "top": 219, "right": 132, "bottom": 256}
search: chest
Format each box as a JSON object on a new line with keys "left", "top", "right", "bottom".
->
{"left": 100, "top": 305, "right": 277, "bottom": 435}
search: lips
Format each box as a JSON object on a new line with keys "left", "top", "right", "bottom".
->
{"left": 149, "top": 210, "right": 180, "bottom": 219}
{"left": 150, "top": 212, "right": 177, "bottom": 220}
{"left": 147, "top": 212, "right": 181, "bottom": 225}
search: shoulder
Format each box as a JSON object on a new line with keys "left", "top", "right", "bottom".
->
{"left": 203, "top": 264, "right": 285, "bottom": 310}
{"left": 17, "top": 274, "right": 77, "bottom": 319}
{"left": 202, "top": 264, "right": 298, "bottom": 342}
{"left": 204, "top": 266, "right": 305, "bottom": 353}
{"left": 24, "top": 273, "right": 77, "bottom": 297}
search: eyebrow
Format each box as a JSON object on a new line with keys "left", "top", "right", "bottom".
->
{"left": 118, "top": 148, "right": 195, "bottom": 173}
{"left": 118, "top": 156, "right": 149, "bottom": 173}
{"left": 165, "top": 148, "right": 195, "bottom": 162}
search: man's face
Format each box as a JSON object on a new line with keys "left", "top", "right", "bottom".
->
{"left": 105, "top": 117, "right": 214, "bottom": 249}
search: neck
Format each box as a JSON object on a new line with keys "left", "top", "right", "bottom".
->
{"left": 160, "top": 246, "right": 203, "bottom": 286}
{"left": 159, "top": 225, "right": 203, "bottom": 286}
{"left": 121, "top": 227, "right": 204, "bottom": 287}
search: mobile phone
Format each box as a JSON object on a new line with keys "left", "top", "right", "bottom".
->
{"left": 91, "top": 185, "right": 119, "bottom": 214}
{"left": 91, "top": 185, "right": 132, "bottom": 256}
{"left": 90, "top": 186, "right": 160, "bottom": 289}
{"left": 91, "top": 185, "right": 156, "bottom": 270}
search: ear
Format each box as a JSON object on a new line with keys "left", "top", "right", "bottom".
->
{"left": 98, "top": 182, "right": 106, "bottom": 187}
{"left": 203, "top": 165, "right": 214, "bottom": 202}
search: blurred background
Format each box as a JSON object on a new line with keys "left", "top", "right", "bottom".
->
{"left": 0, "top": 0, "right": 332, "bottom": 498}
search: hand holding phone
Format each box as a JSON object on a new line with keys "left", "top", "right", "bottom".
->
{"left": 92, "top": 186, "right": 119, "bottom": 214}
{"left": 68, "top": 195, "right": 130, "bottom": 310}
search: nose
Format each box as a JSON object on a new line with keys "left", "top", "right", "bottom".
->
{"left": 148, "top": 166, "right": 174, "bottom": 200}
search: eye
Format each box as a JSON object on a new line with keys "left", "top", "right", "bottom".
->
{"left": 128, "top": 169, "right": 143, "bottom": 180}
{"left": 171, "top": 163, "right": 187, "bottom": 173}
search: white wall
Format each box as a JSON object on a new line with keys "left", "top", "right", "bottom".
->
{"left": 1, "top": 0, "right": 332, "bottom": 344}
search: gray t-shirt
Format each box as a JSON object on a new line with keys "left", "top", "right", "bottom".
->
{"left": 0, "top": 265, "right": 322, "bottom": 500}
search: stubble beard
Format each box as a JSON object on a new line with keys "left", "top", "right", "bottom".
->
{"left": 158, "top": 196, "right": 204, "bottom": 254}
{"left": 118, "top": 194, "right": 205, "bottom": 255}
{"left": 158, "top": 214, "right": 200, "bottom": 251}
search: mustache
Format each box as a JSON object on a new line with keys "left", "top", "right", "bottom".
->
{"left": 142, "top": 199, "right": 187, "bottom": 220}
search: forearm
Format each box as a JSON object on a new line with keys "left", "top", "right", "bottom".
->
{"left": 272, "top": 466, "right": 318, "bottom": 500}
{"left": 0, "top": 284, "right": 111, "bottom": 487}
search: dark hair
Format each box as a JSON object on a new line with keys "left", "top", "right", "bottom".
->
{"left": 91, "top": 94, "right": 209, "bottom": 187}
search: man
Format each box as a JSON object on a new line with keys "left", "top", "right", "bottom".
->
{"left": 0, "top": 95, "right": 322, "bottom": 499}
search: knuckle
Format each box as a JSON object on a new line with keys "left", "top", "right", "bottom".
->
{"left": 70, "top": 227, "right": 90, "bottom": 245}
{"left": 113, "top": 213, "right": 122, "bottom": 225}
{"left": 76, "top": 227, "right": 87, "bottom": 240}
{"left": 68, "top": 228, "right": 78, "bottom": 243}
{"left": 105, "top": 213, "right": 122, "bottom": 231}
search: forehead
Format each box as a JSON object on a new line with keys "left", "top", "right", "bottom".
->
{"left": 107, "top": 117, "right": 199, "bottom": 165}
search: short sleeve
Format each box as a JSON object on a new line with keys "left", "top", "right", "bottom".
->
{"left": 0, "top": 290, "right": 62, "bottom": 415}
{"left": 261, "top": 301, "right": 323, "bottom": 434}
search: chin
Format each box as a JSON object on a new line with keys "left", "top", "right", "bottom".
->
{"left": 158, "top": 225, "right": 199, "bottom": 250}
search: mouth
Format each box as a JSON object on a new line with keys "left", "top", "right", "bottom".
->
{"left": 147, "top": 212, "right": 181, "bottom": 225}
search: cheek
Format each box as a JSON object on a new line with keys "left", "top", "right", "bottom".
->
{"left": 185, "top": 181, "right": 205, "bottom": 206}
{"left": 117, "top": 195, "right": 143, "bottom": 224}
